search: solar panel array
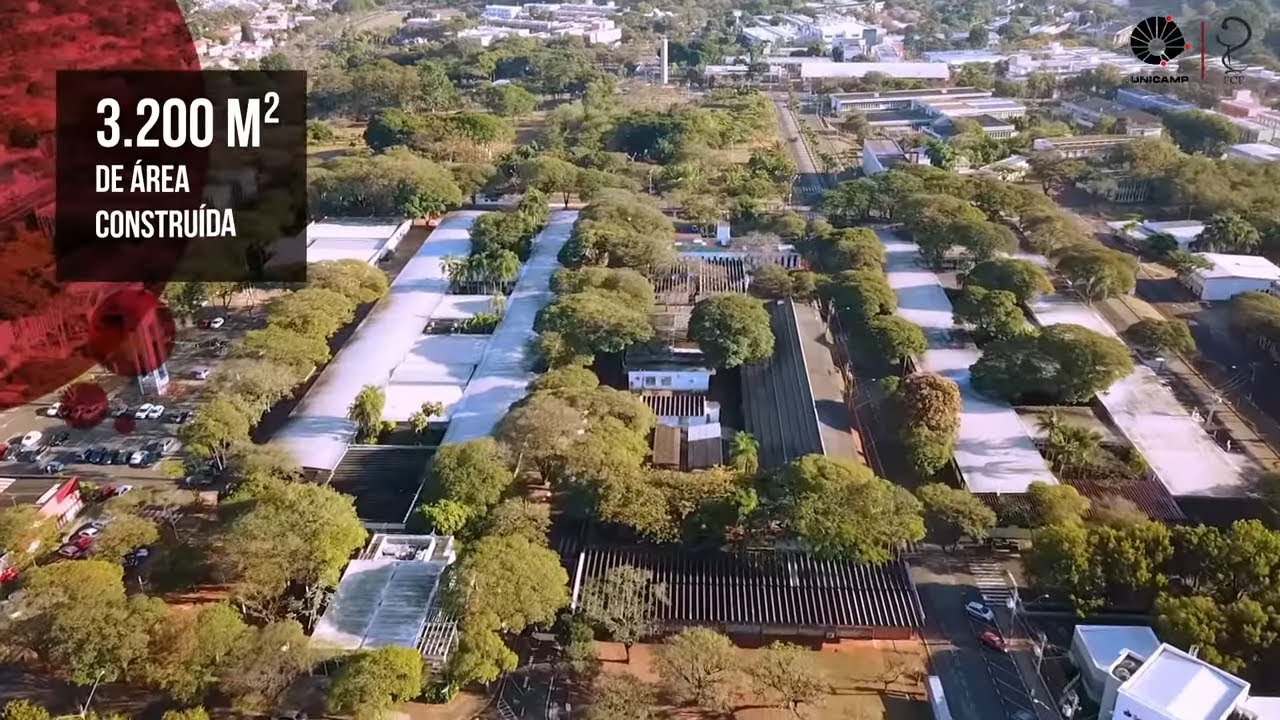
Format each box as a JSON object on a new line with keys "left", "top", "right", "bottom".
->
{"left": 577, "top": 545, "right": 924, "bottom": 630}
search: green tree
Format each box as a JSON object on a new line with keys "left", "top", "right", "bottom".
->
{"left": 536, "top": 290, "right": 655, "bottom": 355}
{"left": 827, "top": 270, "right": 896, "bottom": 321}
{"left": 89, "top": 514, "right": 159, "bottom": 562}
{"left": 953, "top": 287, "right": 1026, "bottom": 342}
{"left": 1045, "top": 426, "right": 1105, "bottom": 479}
{"left": 1027, "top": 521, "right": 1104, "bottom": 612}
{"left": 432, "top": 438, "right": 513, "bottom": 512}
{"left": 177, "top": 396, "right": 252, "bottom": 472}
{"left": 421, "top": 499, "right": 474, "bottom": 536}
{"left": 749, "top": 264, "right": 795, "bottom": 299}
{"left": 586, "top": 675, "right": 658, "bottom": 720}
{"left": 448, "top": 534, "right": 569, "bottom": 633}
{"left": 728, "top": 431, "right": 760, "bottom": 475}
{"left": 689, "top": 293, "right": 776, "bottom": 369}
{"left": 1125, "top": 318, "right": 1196, "bottom": 356}
{"left": 1164, "top": 110, "right": 1240, "bottom": 155}
{"left": 898, "top": 373, "right": 961, "bottom": 436}
{"left": 161, "top": 709, "right": 210, "bottom": 720}
{"left": 924, "top": 139, "right": 956, "bottom": 170}
{"left": 309, "top": 259, "right": 391, "bottom": 304}
{"left": 219, "top": 620, "right": 315, "bottom": 713}
{"left": 418, "top": 61, "right": 462, "bottom": 109}
{"left": 964, "top": 258, "right": 1053, "bottom": 303}
{"left": 219, "top": 482, "right": 367, "bottom": 620}
{"left": 328, "top": 646, "right": 424, "bottom": 720}
{"left": 233, "top": 325, "right": 331, "bottom": 377}
{"left": 559, "top": 193, "right": 676, "bottom": 270}
{"left": 971, "top": 325, "right": 1132, "bottom": 403}
{"left": 778, "top": 455, "right": 925, "bottom": 563}
{"left": 916, "top": 483, "right": 996, "bottom": 551}
{"left": 447, "top": 625, "right": 517, "bottom": 688}
{"left": 579, "top": 565, "right": 668, "bottom": 663}
{"left": 481, "top": 83, "right": 537, "bottom": 118}
{"left": 485, "top": 499, "right": 551, "bottom": 544}
{"left": 866, "top": 315, "right": 927, "bottom": 366}
{"left": 1198, "top": 211, "right": 1261, "bottom": 254}
{"left": 529, "top": 366, "right": 600, "bottom": 394}
{"left": 0, "top": 505, "right": 60, "bottom": 566}
{"left": 1027, "top": 481, "right": 1091, "bottom": 526}
{"left": 518, "top": 156, "right": 582, "bottom": 207}
{"left": 311, "top": 150, "right": 463, "bottom": 219}
{"left": 653, "top": 627, "right": 739, "bottom": 710}
{"left": 749, "top": 642, "right": 830, "bottom": 715}
{"left": 162, "top": 282, "right": 210, "bottom": 325}
{"left": 267, "top": 287, "right": 357, "bottom": 340}
{"left": 348, "top": 384, "right": 386, "bottom": 444}
{"left": 902, "top": 425, "right": 954, "bottom": 477}
{"left": 144, "top": 602, "right": 249, "bottom": 702}
{"left": 1026, "top": 152, "right": 1084, "bottom": 195}
{"left": 1, "top": 702, "right": 50, "bottom": 720}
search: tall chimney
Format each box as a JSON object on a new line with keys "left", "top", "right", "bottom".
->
{"left": 660, "top": 36, "right": 669, "bottom": 85}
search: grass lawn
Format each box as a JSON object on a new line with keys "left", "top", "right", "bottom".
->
{"left": 592, "top": 639, "right": 932, "bottom": 720}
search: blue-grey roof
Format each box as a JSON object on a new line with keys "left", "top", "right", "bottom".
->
{"left": 272, "top": 212, "right": 484, "bottom": 472}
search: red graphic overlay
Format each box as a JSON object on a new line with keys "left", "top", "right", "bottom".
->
{"left": 0, "top": 0, "right": 195, "bottom": 416}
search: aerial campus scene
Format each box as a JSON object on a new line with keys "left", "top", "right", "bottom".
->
{"left": 7, "top": 0, "right": 1280, "bottom": 719}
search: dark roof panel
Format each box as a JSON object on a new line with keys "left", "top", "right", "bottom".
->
{"left": 575, "top": 545, "right": 924, "bottom": 630}
{"left": 642, "top": 392, "right": 708, "bottom": 419}
{"left": 653, "top": 425, "right": 682, "bottom": 467}
{"left": 328, "top": 446, "right": 433, "bottom": 525}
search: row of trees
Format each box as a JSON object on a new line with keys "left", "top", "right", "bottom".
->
{"left": 444, "top": 189, "right": 551, "bottom": 293}
{"left": 179, "top": 260, "right": 390, "bottom": 473}
{"left": 1030, "top": 512, "right": 1280, "bottom": 679}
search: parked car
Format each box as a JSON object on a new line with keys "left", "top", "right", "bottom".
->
{"left": 19, "top": 431, "right": 41, "bottom": 447}
{"left": 0, "top": 567, "right": 19, "bottom": 583}
{"left": 19, "top": 446, "right": 50, "bottom": 463}
{"left": 201, "top": 317, "right": 225, "bottom": 329}
{"left": 134, "top": 403, "right": 153, "bottom": 419}
{"left": 112, "top": 403, "right": 131, "bottom": 417}
{"left": 110, "top": 449, "right": 129, "bottom": 465}
{"left": 169, "top": 410, "right": 193, "bottom": 423}
{"left": 129, "top": 448, "right": 149, "bottom": 466}
{"left": 45, "top": 402, "right": 62, "bottom": 417}
{"left": 49, "top": 431, "right": 70, "bottom": 446}
{"left": 190, "top": 368, "right": 211, "bottom": 380}
{"left": 41, "top": 461, "right": 64, "bottom": 474}
{"left": 96, "top": 485, "right": 131, "bottom": 500}
{"left": 0, "top": 444, "right": 16, "bottom": 461}
{"left": 979, "top": 630, "right": 1008, "bottom": 653}
{"left": 87, "top": 446, "right": 109, "bottom": 464}
{"left": 73, "top": 526, "right": 101, "bottom": 540}
{"left": 123, "top": 547, "right": 151, "bottom": 568}
{"left": 57, "top": 545, "right": 85, "bottom": 559}
{"left": 146, "top": 404, "right": 165, "bottom": 420}
{"left": 965, "top": 601, "right": 995, "bottom": 624}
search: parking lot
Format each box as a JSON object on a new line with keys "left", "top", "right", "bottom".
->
{"left": 0, "top": 304, "right": 262, "bottom": 485}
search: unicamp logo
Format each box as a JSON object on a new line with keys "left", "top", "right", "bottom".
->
{"left": 1130, "top": 15, "right": 1190, "bottom": 66}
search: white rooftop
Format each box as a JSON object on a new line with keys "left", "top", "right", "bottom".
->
{"left": 442, "top": 210, "right": 577, "bottom": 444}
{"left": 1120, "top": 644, "right": 1249, "bottom": 720}
{"left": 876, "top": 228, "right": 1056, "bottom": 493}
{"left": 312, "top": 534, "right": 457, "bottom": 655}
{"left": 1026, "top": 282, "right": 1249, "bottom": 497}
{"left": 1242, "top": 696, "right": 1280, "bottom": 720}
{"left": 1226, "top": 142, "right": 1280, "bottom": 162}
{"left": 1075, "top": 625, "right": 1160, "bottom": 675}
{"left": 431, "top": 294, "right": 495, "bottom": 320}
{"left": 1107, "top": 219, "right": 1204, "bottom": 249}
{"left": 1194, "top": 252, "right": 1280, "bottom": 281}
{"left": 384, "top": 334, "right": 492, "bottom": 423}
{"left": 305, "top": 218, "right": 411, "bottom": 265}
{"left": 798, "top": 61, "right": 951, "bottom": 79}
{"left": 272, "top": 212, "right": 484, "bottom": 472}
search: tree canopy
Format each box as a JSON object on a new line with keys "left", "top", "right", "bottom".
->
{"left": 688, "top": 293, "right": 776, "bottom": 368}
{"left": 970, "top": 324, "right": 1132, "bottom": 404}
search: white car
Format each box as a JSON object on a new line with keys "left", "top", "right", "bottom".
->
{"left": 191, "top": 368, "right": 211, "bottom": 380}
{"left": 134, "top": 403, "right": 153, "bottom": 419}
{"left": 45, "top": 402, "right": 62, "bottom": 417}
{"left": 74, "top": 526, "right": 101, "bottom": 540}
{"left": 146, "top": 405, "right": 165, "bottom": 419}
{"left": 113, "top": 484, "right": 133, "bottom": 496}
{"left": 19, "top": 431, "right": 41, "bottom": 447}
{"left": 205, "top": 317, "right": 225, "bottom": 329}
{"left": 965, "top": 601, "right": 996, "bottom": 624}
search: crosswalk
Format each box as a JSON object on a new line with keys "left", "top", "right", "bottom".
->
{"left": 137, "top": 504, "right": 183, "bottom": 524}
{"left": 970, "top": 559, "right": 1014, "bottom": 606}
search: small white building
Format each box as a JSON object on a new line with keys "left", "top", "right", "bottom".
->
{"left": 1184, "top": 253, "right": 1280, "bottom": 301}
{"left": 1224, "top": 142, "right": 1280, "bottom": 163}
{"left": 641, "top": 392, "right": 721, "bottom": 427}
{"left": 1107, "top": 219, "right": 1205, "bottom": 251}
{"left": 626, "top": 346, "right": 714, "bottom": 392}
{"left": 1070, "top": 625, "right": 1161, "bottom": 704}
{"left": 1105, "top": 644, "right": 1251, "bottom": 720}
{"left": 861, "top": 138, "right": 908, "bottom": 175}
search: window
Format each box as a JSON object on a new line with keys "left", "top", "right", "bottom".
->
{"left": 660, "top": 377, "right": 672, "bottom": 387}
{"left": 644, "top": 376, "right": 656, "bottom": 387}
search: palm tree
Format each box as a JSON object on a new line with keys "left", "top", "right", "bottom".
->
{"left": 1048, "top": 426, "right": 1104, "bottom": 479}
{"left": 1034, "top": 410, "right": 1066, "bottom": 463}
{"left": 729, "top": 431, "right": 760, "bottom": 476}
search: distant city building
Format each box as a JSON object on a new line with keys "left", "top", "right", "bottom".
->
{"left": 465, "top": 2, "right": 623, "bottom": 45}
{"left": 1218, "top": 90, "right": 1280, "bottom": 130}
{"left": 827, "top": 86, "right": 991, "bottom": 114}
{"left": 861, "top": 138, "right": 907, "bottom": 174}
{"left": 1059, "top": 97, "right": 1163, "bottom": 137}
{"left": 1114, "top": 87, "right": 1196, "bottom": 114}
{"left": 1003, "top": 43, "right": 1148, "bottom": 79}
{"left": 1033, "top": 134, "right": 1138, "bottom": 159}
{"left": 1108, "top": 219, "right": 1205, "bottom": 251}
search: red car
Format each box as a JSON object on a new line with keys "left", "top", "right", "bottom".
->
{"left": 979, "top": 630, "right": 1008, "bottom": 653}
{"left": 0, "top": 567, "right": 19, "bottom": 583}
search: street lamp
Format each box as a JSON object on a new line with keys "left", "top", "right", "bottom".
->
{"left": 80, "top": 669, "right": 106, "bottom": 717}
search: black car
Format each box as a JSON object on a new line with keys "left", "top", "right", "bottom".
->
{"left": 1, "top": 444, "right": 19, "bottom": 461}
{"left": 168, "top": 410, "right": 192, "bottom": 424}
{"left": 87, "top": 446, "right": 109, "bottom": 464}
{"left": 49, "top": 431, "right": 70, "bottom": 446}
